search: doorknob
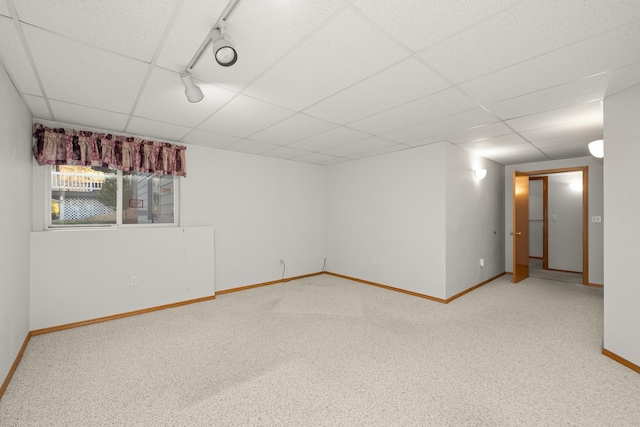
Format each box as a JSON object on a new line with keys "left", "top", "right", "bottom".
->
{"left": 515, "top": 232, "right": 522, "bottom": 235}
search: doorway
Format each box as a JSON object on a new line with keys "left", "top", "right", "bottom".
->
{"left": 512, "top": 167, "right": 588, "bottom": 285}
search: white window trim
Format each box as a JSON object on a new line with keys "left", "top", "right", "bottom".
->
{"left": 45, "top": 165, "right": 180, "bottom": 229}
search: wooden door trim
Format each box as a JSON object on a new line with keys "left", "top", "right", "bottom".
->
{"left": 516, "top": 166, "right": 588, "bottom": 285}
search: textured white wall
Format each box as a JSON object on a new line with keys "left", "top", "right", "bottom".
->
{"left": 326, "top": 143, "right": 447, "bottom": 299}
{"left": 504, "top": 157, "right": 603, "bottom": 285}
{"left": 603, "top": 83, "right": 640, "bottom": 367}
{"left": 548, "top": 173, "right": 583, "bottom": 272}
{"left": 0, "top": 65, "right": 33, "bottom": 384}
{"left": 444, "top": 143, "right": 505, "bottom": 298}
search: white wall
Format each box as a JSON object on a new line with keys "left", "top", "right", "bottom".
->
{"left": 32, "top": 136, "right": 327, "bottom": 296}
{"left": 326, "top": 142, "right": 505, "bottom": 300}
{"left": 0, "top": 65, "right": 32, "bottom": 385}
{"left": 504, "top": 157, "right": 604, "bottom": 285}
{"left": 326, "top": 143, "right": 447, "bottom": 298}
{"left": 603, "top": 83, "right": 640, "bottom": 367}
{"left": 30, "top": 227, "right": 214, "bottom": 330}
{"left": 548, "top": 172, "right": 583, "bottom": 272}
{"left": 529, "top": 180, "right": 543, "bottom": 258}
{"left": 444, "top": 143, "right": 505, "bottom": 298}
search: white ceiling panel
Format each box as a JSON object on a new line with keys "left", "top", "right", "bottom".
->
{"left": 294, "top": 152, "right": 342, "bottom": 165}
{"left": 506, "top": 101, "right": 602, "bottom": 133}
{"left": 250, "top": 113, "right": 337, "bottom": 146}
{"left": 345, "top": 144, "right": 410, "bottom": 161}
{"left": 13, "top": 0, "right": 177, "bottom": 62}
{"left": 198, "top": 94, "right": 293, "bottom": 137}
{"left": 304, "top": 58, "right": 450, "bottom": 125}
{"left": 0, "top": 1, "right": 10, "bottom": 17}
{"left": 488, "top": 63, "right": 640, "bottom": 120}
{"left": 473, "top": 143, "right": 550, "bottom": 164}
{"left": 422, "top": 0, "right": 640, "bottom": 84}
{"left": 541, "top": 142, "right": 591, "bottom": 160}
{"left": 0, "top": 17, "right": 41, "bottom": 95}
{"left": 458, "top": 134, "right": 527, "bottom": 152}
{"left": 260, "top": 146, "right": 311, "bottom": 161}
{"left": 522, "top": 120, "right": 602, "bottom": 142}
{"left": 443, "top": 122, "right": 514, "bottom": 145}
{"left": 531, "top": 130, "right": 603, "bottom": 149}
{"left": 181, "top": 129, "right": 239, "bottom": 149}
{"left": 319, "top": 137, "right": 400, "bottom": 157}
{"left": 460, "top": 20, "right": 640, "bottom": 104}
{"left": 50, "top": 100, "right": 129, "bottom": 132}
{"left": 403, "top": 139, "right": 445, "bottom": 148}
{"left": 224, "top": 139, "right": 280, "bottom": 155}
{"left": 350, "top": 88, "right": 477, "bottom": 135}
{"left": 126, "top": 117, "right": 191, "bottom": 141}
{"left": 350, "top": 0, "right": 522, "bottom": 52}
{"left": 243, "top": 9, "right": 409, "bottom": 110}
{"left": 134, "top": 68, "right": 236, "bottom": 128}
{"left": 24, "top": 27, "right": 149, "bottom": 114}
{"left": 23, "top": 94, "right": 51, "bottom": 120}
{"left": 288, "top": 127, "right": 370, "bottom": 152}
{"left": 382, "top": 107, "right": 497, "bottom": 144}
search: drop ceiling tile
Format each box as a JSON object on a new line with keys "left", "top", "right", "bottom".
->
{"left": 24, "top": 26, "right": 148, "bottom": 114}
{"left": 506, "top": 101, "right": 601, "bottom": 133}
{"left": 170, "top": 0, "right": 344, "bottom": 91}
{"left": 181, "top": 129, "right": 239, "bottom": 149}
{"left": 350, "top": 88, "right": 476, "bottom": 135}
{"left": 382, "top": 107, "right": 497, "bottom": 143}
{"left": 458, "top": 134, "right": 527, "bottom": 152}
{"left": 260, "top": 146, "right": 312, "bottom": 161}
{"left": 404, "top": 139, "right": 446, "bottom": 148}
{"left": 50, "top": 100, "right": 129, "bottom": 132}
{"left": 134, "top": 67, "right": 236, "bottom": 128}
{"left": 521, "top": 120, "right": 602, "bottom": 142}
{"left": 320, "top": 137, "right": 399, "bottom": 157}
{"left": 443, "top": 122, "right": 514, "bottom": 145}
{"left": 243, "top": 8, "right": 409, "bottom": 111}
{"left": 23, "top": 95, "right": 51, "bottom": 120}
{"left": 488, "top": 63, "right": 640, "bottom": 120}
{"left": 0, "top": 17, "right": 42, "bottom": 95}
{"left": 126, "top": 117, "right": 191, "bottom": 141}
{"left": 469, "top": 143, "right": 549, "bottom": 165}
{"left": 224, "top": 139, "right": 280, "bottom": 155}
{"left": 345, "top": 144, "right": 409, "bottom": 160}
{"left": 294, "top": 152, "right": 342, "bottom": 165}
{"left": 460, "top": 19, "right": 640, "bottom": 104}
{"left": 198, "top": 94, "right": 294, "bottom": 137}
{"left": 250, "top": 114, "right": 337, "bottom": 145}
{"left": 14, "top": 0, "right": 176, "bottom": 62}
{"left": 350, "top": 0, "right": 521, "bottom": 52}
{"left": 541, "top": 142, "right": 591, "bottom": 160}
{"left": 304, "top": 58, "right": 450, "bottom": 124}
{"left": 288, "top": 126, "right": 370, "bottom": 152}
{"left": 530, "top": 130, "right": 602, "bottom": 149}
{"left": 422, "top": 0, "right": 640, "bottom": 83}
{"left": 0, "top": 2, "right": 10, "bottom": 16}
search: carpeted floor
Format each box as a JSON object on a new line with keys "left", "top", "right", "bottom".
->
{"left": 1, "top": 274, "right": 638, "bottom": 426}
{"left": 528, "top": 258, "right": 584, "bottom": 284}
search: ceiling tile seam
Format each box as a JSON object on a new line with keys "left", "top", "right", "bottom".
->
{"left": 5, "top": 0, "right": 54, "bottom": 120}
{"left": 451, "top": 16, "right": 640, "bottom": 88}
{"left": 0, "top": 50, "right": 40, "bottom": 117}
{"left": 281, "top": 126, "right": 376, "bottom": 148}
{"left": 179, "top": 5, "right": 349, "bottom": 141}
{"left": 123, "top": 0, "right": 187, "bottom": 133}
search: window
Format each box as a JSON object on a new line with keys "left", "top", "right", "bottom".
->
{"left": 50, "top": 165, "right": 177, "bottom": 227}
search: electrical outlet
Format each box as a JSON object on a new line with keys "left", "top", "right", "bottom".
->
{"left": 130, "top": 276, "right": 137, "bottom": 286}
{"left": 480, "top": 258, "right": 485, "bottom": 267}
{"left": 372, "top": 256, "right": 377, "bottom": 265}
{"left": 235, "top": 260, "right": 241, "bottom": 268}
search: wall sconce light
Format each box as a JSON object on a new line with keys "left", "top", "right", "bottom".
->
{"left": 474, "top": 168, "right": 487, "bottom": 180}
{"left": 588, "top": 139, "right": 604, "bottom": 158}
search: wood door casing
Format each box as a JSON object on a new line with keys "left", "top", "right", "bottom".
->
{"left": 513, "top": 172, "right": 529, "bottom": 283}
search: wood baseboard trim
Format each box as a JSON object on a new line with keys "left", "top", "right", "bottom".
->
{"left": 30, "top": 294, "right": 217, "bottom": 337}
{"left": 585, "top": 283, "right": 604, "bottom": 288}
{"left": 602, "top": 348, "right": 640, "bottom": 374}
{"left": 0, "top": 332, "right": 31, "bottom": 401}
{"left": 546, "top": 267, "right": 582, "bottom": 274}
{"left": 324, "top": 272, "right": 506, "bottom": 304}
{"left": 216, "top": 272, "right": 323, "bottom": 295}
{"left": 529, "top": 256, "right": 543, "bottom": 260}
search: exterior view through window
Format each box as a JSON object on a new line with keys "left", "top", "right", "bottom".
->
{"left": 51, "top": 165, "right": 175, "bottom": 227}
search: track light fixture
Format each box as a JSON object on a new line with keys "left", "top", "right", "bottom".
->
{"left": 180, "top": 72, "right": 204, "bottom": 103}
{"left": 179, "top": 0, "right": 243, "bottom": 103}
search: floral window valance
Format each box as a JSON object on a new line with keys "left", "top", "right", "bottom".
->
{"left": 32, "top": 123, "right": 187, "bottom": 177}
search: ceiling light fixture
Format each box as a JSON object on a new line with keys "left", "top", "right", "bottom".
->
{"left": 588, "top": 139, "right": 604, "bottom": 158}
{"left": 179, "top": 0, "right": 243, "bottom": 103}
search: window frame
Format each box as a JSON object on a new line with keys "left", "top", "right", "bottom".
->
{"left": 45, "top": 165, "right": 180, "bottom": 229}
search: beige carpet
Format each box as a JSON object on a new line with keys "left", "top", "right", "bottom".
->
{"left": 528, "top": 258, "right": 584, "bottom": 284}
{"left": 1, "top": 274, "right": 638, "bottom": 426}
